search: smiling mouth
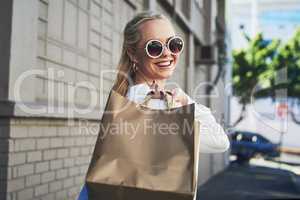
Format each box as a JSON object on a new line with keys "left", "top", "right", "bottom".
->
{"left": 155, "top": 60, "right": 173, "bottom": 68}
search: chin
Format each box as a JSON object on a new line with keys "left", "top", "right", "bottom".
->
{"left": 147, "top": 62, "right": 176, "bottom": 79}
{"left": 156, "top": 70, "right": 175, "bottom": 79}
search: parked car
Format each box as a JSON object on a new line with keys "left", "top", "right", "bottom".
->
{"left": 229, "top": 130, "right": 280, "bottom": 163}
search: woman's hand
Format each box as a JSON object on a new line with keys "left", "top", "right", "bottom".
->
{"left": 170, "top": 88, "right": 188, "bottom": 106}
{"left": 148, "top": 84, "right": 189, "bottom": 107}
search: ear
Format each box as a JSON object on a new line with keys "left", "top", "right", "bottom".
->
{"left": 126, "top": 48, "right": 137, "bottom": 63}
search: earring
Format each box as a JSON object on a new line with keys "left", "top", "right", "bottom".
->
{"left": 132, "top": 62, "right": 138, "bottom": 72}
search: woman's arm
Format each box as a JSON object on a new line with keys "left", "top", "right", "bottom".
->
{"left": 193, "top": 102, "right": 230, "bottom": 153}
{"left": 172, "top": 88, "right": 230, "bottom": 153}
{"left": 127, "top": 84, "right": 230, "bottom": 153}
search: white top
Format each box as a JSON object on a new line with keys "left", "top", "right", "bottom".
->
{"left": 126, "top": 83, "right": 230, "bottom": 154}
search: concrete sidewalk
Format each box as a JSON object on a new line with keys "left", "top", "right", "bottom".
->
{"left": 197, "top": 163, "right": 300, "bottom": 200}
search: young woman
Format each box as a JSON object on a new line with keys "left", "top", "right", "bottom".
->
{"left": 78, "top": 11, "right": 230, "bottom": 200}
{"left": 112, "top": 11, "right": 230, "bottom": 153}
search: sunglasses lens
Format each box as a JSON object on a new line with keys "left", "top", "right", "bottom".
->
{"left": 147, "top": 41, "right": 163, "bottom": 57}
{"left": 169, "top": 38, "right": 184, "bottom": 54}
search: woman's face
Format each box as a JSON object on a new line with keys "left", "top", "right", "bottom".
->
{"left": 133, "top": 19, "right": 180, "bottom": 80}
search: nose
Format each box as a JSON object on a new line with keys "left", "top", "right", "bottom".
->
{"left": 161, "top": 45, "right": 172, "bottom": 57}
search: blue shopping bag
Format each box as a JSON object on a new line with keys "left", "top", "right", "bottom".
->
{"left": 77, "top": 184, "right": 88, "bottom": 200}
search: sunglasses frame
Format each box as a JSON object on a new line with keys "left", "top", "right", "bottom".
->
{"left": 144, "top": 36, "right": 184, "bottom": 59}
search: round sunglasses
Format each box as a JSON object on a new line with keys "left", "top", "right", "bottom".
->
{"left": 144, "top": 36, "right": 184, "bottom": 59}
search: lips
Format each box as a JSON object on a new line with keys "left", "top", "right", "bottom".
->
{"left": 155, "top": 60, "right": 173, "bottom": 68}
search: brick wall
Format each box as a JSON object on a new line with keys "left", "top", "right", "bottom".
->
{"left": 4, "top": 0, "right": 144, "bottom": 199}
{"left": 0, "top": 119, "right": 10, "bottom": 200}
{"left": 6, "top": 118, "right": 98, "bottom": 200}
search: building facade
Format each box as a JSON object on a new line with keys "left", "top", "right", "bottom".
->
{"left": 0, "top": 0, "right": 228, "bottom": 199}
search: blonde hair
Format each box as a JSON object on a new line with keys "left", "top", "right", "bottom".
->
{"left": 112, "top": 11, "right": 169, "bottom": 96}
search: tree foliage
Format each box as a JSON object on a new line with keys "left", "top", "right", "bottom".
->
{"left": 232, "top": 28, "right": 300, "bottom": 125}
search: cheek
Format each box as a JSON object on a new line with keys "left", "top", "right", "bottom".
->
{"left": 143, "top": 57, "right": 153, "bottom": 68}
{"left": 172, "top": 55, "right": 179, "bottom": 65}
{"left": 136, "top": 52, "right": 147, "bottom": 65}
{"left": 137, "top": 53, "right": 153, "bottom": 71}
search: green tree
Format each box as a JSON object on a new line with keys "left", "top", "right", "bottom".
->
{"left": 269, "top": 29, "right": 300, "bottom": 123}
{"left": 232, "top": 33, "right": 280, "bottom": 126}
{"left": 232, "top": 28, "right": 300, "bottom": 126}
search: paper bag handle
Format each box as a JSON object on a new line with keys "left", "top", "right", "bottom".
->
{"left": 139, "top": 90, "right": 174, "bottom": 110}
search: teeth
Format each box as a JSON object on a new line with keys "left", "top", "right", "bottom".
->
{"left": 156, "top": 61, "right": 171, "bottom": 66}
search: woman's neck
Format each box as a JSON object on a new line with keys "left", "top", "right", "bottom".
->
{"left": 134, "top": 70, "right": 166, "bottom": 89}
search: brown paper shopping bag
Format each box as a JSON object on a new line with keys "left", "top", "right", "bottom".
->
{"left": 85, "top": 89, "right": 200, "bottom": 200}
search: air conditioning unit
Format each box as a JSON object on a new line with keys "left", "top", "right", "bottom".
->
{"left": 195, "top": 45, "right": 215, "bottom": 65}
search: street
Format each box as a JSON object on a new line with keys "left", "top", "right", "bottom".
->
{"left": 197, "top": 162, "right": 300, "bottom": 200}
